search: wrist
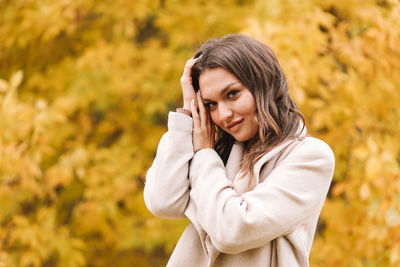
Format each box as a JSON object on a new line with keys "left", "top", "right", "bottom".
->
{"left": 183, "top": 101, "right": 192, "bottom": 110}
{"left": 176, "top": 108, "right": 192, "bottom": 117}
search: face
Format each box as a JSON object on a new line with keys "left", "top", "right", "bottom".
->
{"left": 199, "top": 67, "right": 259, "bottom": 142}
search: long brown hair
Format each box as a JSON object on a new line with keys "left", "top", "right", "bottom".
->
{"left": 191, "top": 34, "right": 305, "bottom": 183}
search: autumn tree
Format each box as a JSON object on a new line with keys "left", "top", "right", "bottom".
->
{"left": 245, "top": 0, "right": 400, "bottom": 265}
{"left": 1, "top": 0, "right": 399, "bottom": 266}
{"left": 0, "top": 1, "right": 255, "bottom": 266}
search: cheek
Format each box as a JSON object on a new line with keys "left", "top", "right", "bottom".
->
{"left": 241, "top": 98, "right": 257, "bottom": 125}
{"left": 246, "top": 96, "right": 257, "bottom": 114}
{"left": 238, "top": 98, "right": 256, "bottom": 115}
{"left": 210, "top": 111, "right": 222, "bottom": 127}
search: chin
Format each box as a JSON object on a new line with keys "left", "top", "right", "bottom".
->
{"left": 232, "top": 131, "right": 258, "bottom": 142}
{"left": 232, "top": 134, "right": 251, "bottom": 142}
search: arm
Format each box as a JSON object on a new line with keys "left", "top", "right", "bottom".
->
{"left": 143, "top": 112, "right": 194, "bottom": 218}
{"left": 189, "top": 138, "right": 335, "bottom": 254}
{"left": 144, "top": 56, "right": 202, "bottom": 219}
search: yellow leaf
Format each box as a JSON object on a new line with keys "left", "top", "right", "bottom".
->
{"left": 20, "top": 251, "right": 40, "bottom": 267}
{"left": 0, "top": 79, "right": 8, "bottom": 93}
{"left": 390, "top": 243, "right": 400, "bottom": 264}
{"left": 10, "top": 70, "right": 23, "bottom": 90}
{"left": 359, "top": 183, "right": 371, "bottom": 200}
{"left": 386, "top": 207, "right": 400, "bottom": 227}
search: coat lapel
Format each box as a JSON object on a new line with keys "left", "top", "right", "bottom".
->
{"left": 252, "top": 139, "right": 296, "bottom": 184}
{"left": 225, "top": 142, "right": 244, "bottom": 182}
{"left": 253, "top": 125, "right": 307, "bottom": 184}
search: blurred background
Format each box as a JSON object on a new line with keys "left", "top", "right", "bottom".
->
{"left": 0, "top": 0, "right": 399, "bottom": 266}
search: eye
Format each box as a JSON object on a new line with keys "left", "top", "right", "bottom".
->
{"left": 227, "top": 90, "right": 239, "bottom": 99}
{"left": 205, "top": 102, "right": 217, "bottom": 110}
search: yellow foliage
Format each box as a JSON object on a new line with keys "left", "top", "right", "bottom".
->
{"left": 245, "top": 0, "right": 400, "bottom": 265}
{"left": 1, "top": 0, "right": 399, "bottom": 266}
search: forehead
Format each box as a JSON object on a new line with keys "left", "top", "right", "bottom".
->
{"left": 199, "top": 67, "right": 241, "bottom": 98}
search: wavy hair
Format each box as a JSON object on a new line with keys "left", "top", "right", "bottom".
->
{"left": 191, "top": 34, "right": 305, "bottom": 185}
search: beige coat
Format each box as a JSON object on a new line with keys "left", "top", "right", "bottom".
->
{"left": 144, "top": 112, "right": 335, "bottom": 267}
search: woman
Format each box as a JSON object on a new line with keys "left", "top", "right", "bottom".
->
{"left": 144, "top": 34, "right": 335, "bottom": 267}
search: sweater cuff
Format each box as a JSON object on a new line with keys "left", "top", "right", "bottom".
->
{"left": 168, "top": 111, "right": 193, "bottom": 133}
{"left": 190, "top": 148, "right": 226, "bottom": 186}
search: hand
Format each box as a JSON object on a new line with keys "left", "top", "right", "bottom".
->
{"left": 180, "top": 56, "right": 201, "bottom": 110}
{"left": 191, "top": 91, "right": 215, "bottom": 152}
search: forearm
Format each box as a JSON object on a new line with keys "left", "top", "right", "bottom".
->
{"left": 144, "top": 112, "right": 194, "bottom": 218}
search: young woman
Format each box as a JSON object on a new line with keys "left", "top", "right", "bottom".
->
{"left": 144, "top": 34, "right": 335, "bottom": 267}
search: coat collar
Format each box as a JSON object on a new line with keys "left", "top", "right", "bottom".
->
{"left": 225, "top": 124, "right": 307, "bottom": 186}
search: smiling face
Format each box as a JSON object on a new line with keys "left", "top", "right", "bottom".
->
{"left": 199, "top": 67, "right": 259, "bottom": 142}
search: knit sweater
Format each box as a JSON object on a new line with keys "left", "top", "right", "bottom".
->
{"left": 144, "top": 112, "right": 335, "bottom": 267}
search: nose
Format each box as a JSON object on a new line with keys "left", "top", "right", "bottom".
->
{"left": 218, "top": 103, "right": 233, "bottom": 122}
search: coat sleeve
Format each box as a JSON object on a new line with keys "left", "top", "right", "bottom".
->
{"left": 143, "top": 112, "right": 194, "bottom": 219}
{"left": 189, "top": 138, "right": 335, "bottom": 254}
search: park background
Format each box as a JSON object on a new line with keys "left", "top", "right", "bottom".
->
{"left": 1, "top": 0, "right": 399, "bottom": 266}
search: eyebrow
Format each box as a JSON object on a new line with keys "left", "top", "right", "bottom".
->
{"left": 202, "top": 82, "right": 240, "bottom": 102}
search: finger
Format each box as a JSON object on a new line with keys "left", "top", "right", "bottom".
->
{"left": 210, "top": 120, "right": 216, "bottom": 147}
{"left": 181, "top": 56, "right": 203, "bottom": 89}
{"left": 183, "top": 56, "right": 202, "bottom": 75}
{"left": 197, "top": 91, "right": 207, "bottom": 128}
{"left": 187, "top": 54, "right": 202, "bottom": 65}
{"left": 190, "top": 99, "right": 201, "bottom": 130}
{"left": 184, "top": 58, "right": 196, "bottom": 72}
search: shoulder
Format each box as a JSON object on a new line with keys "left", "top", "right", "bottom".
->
{"left": 294, "top": 136, "right": 334, "bottom": 157}
{"left": 253, "top": 136, "right": 335, "bottom": 179}
{"left": 282, "top": 136, "right": 335, "bottom": 172}
{"left": 262, "top": 135, "right": 335, "bottom": 164}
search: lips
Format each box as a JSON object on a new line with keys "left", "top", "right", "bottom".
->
{"left": 226, "top": 119, "right": 244, "bottom": 131}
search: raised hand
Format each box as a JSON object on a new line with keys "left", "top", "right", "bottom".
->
{"left": 191, "top": 91, "right": 215, "bottom": 152}
{"left": 180, "top": 56, "right": 201, "bottom": 110}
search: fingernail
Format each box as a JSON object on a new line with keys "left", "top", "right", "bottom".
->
{"left": 191, "top": 99, "right": 195, "bottom": 105}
